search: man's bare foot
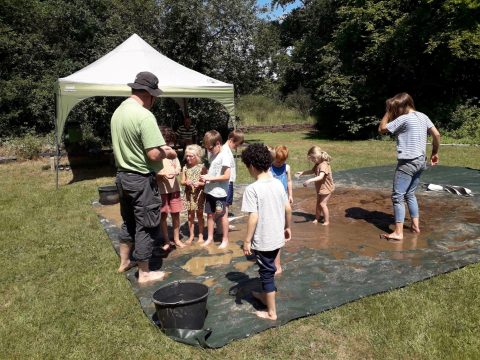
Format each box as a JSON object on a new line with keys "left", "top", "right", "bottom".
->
{"left": 198, "top": 235, "right": 204, "bottom": 243}
{"left": 138, "top": 270, "right": 166, "bottom": 284}
{"left": 252, "top": 291, "right": 266, "bottom": 305}
{"left": 174, "top": 240, "right": 186, "bottom": 248}
{"left": 255, "top": 310, "right": 277, "bottom": 320}
{"left": 117, "top": 260, "right": 137, "bottom": 273}
{"left": 201, "top": 238, "right": 213, "bottom": 247}
{"left": 380, "top": 233, "right": 403, "bottom": 241}
{"left": 162, "top": 243, "right": 171, "bottom": 251}
{"left": 218, "top": 241, "right": 229, "bottom": 249}
{"left": 322, "top": 222, "right": 329, "bottom": 226}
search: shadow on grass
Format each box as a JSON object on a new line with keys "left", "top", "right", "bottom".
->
{"left": 345, "top": 207, "right": 393, "bottom": 233}
{"left": 66, "top": 153, "right": 116, "bottom": 184}
{"left": 300, "top": 129, "right": 331, "bottom": 141}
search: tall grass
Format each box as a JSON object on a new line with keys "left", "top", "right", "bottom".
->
{"left": 237, "top": 94, "right": 314, "bottom": 126}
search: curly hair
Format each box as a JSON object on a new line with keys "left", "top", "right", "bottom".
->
{"left": 241, "top": 143, "right": 272, "bottom": 171}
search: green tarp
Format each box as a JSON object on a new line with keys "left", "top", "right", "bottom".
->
{"left": 95, "top": 165, "right": 480, "bottom": 348}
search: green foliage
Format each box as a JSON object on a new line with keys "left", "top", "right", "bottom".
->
{"left": 285, "top": 86, "right": 313, "bottom": 119}
{"left": 281, "top": 0, "right": 480, "bottom": 138}
{"left": 0, "top": 0, "right": 274, "bottom": 142}
{"left": 4, "top": 132, "right": 48, "bottom": 160}
{"left": 447, "top": 98, "right": 480, "bottom": 142}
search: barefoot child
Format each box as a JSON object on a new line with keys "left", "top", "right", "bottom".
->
{"left": 241, "top": 143, "right": 292, "bottom": 320}
{"left": 200, "top": 130, "right": 231, "bottom": 249}
{"left": 218, "top": 130, "right": 245, "bottom": 233}
{"left": 270, "top": 145, "right": 293, "bottom": 204}
{"left": 180, "top": 144, "right": 207, "bottom": 244}
{"left": 157, "top": 156, "right": 186, "bottom": 249}
{"left": 269, "top": 145, "right": 293, "bottom": 274}
{"left": 295, "top": 146, "right": 335, "bottom": 225}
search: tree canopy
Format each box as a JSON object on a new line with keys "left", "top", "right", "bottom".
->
{"left": 279, "top": 0, "right": 480, "bottom": 138}
{"left": 1, "top": 0, "right": 479, "bottom": 140}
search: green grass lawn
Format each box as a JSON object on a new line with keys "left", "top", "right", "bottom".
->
{"left": 1, "top": 131, "right": 479, "bottom": 359}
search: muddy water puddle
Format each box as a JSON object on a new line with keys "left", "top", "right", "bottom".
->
{"left": 95, "top": 186, "right": 479, "bottom": 275}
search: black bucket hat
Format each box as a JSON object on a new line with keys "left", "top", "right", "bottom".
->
{"left": 128, "top": 71, "right": 162, "bottom": 97}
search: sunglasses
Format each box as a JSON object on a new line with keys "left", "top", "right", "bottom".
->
{"left": 205, "top": 144, "right": 216, "bottom": 151}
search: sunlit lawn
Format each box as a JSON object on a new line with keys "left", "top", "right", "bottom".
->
{"left": 0, "top": 130, "right": 479, "bottom": 359}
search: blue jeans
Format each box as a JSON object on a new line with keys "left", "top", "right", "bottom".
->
{"left": 392, "top": 168, "right": 422, "bottom": 223}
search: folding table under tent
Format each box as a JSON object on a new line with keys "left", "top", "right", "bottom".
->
{"left": 54, "top": 33, "right": 236, "bottom": 187}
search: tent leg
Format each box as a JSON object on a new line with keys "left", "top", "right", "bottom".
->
{"left": 54, "top": 110, "right": 59, "bottom": 190}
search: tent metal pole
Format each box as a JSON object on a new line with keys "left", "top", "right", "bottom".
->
{"left": 54, "top": 94, "right": 59, "bottom": 189}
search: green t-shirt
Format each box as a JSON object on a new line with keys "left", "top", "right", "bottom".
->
{"left": 111, "top": 98, "right": 165, "bottom": 174}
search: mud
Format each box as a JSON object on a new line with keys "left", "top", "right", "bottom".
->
{"left": 95, "top": 186, "right": 479, "bottom": 273}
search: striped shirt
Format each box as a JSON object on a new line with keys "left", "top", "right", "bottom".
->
{"left": 175, "top": 125, "right": 197, "bottom": 141}
{"left": 386, "top": 111, "right": 434, "bottom": 160}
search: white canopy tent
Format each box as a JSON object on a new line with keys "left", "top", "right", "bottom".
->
{"left": 54, "top": 33, "right": 235, "bottom": 186}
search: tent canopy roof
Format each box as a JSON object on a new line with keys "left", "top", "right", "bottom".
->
{"left": 55, "top": 34, "right": 235, "bottom": 140}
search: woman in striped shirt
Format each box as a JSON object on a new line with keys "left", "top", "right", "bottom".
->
{"left": 378, "top": 93, "right": 441, "bottom": 241}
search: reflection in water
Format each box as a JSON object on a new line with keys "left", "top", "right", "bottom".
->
{"left": 182, "top": 254, "right": 233, "bottom": 276}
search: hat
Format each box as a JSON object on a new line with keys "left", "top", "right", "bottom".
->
{"left": 128, "top": 71, "right": 162, "bottom": 97}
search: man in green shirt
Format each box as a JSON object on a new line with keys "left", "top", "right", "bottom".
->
{"left": 112, "top": 71, "right": 177, "bottom": 284}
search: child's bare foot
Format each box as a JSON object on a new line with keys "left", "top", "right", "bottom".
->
{"left": 252, "top": 291, "right": 266, "bottom": 305}
{"left": 218, "top": 240, "right": 229, "bottom": 249}
{"left": 321, "top": 222, "right": 329, "bottom": 226}
{"left": 255, "top": 310, "right": 277, "bottom": 320}
{"left": 201, "top": 238, "right": 213, "bottom": 247}
{"left": 198, "top": 235, "right": 204, "bottom": 243}
{"left": 174, "top": 240, "right": 186, "bottom": 248}
{"left": 411, "top": 225, "right": 420, "bottom": 233}
{"left": 138, "top": 270, "right": 166, "bottom": 284}
{"left": 312, "top": 219, "right": 319, "bottom": 224}
{"left": 380, "top": 233, "right": 403, "bottom": 241}
{"left": 185, "top": 237, "right": 194, "bottom": 245}
{"left": 117, "top": 260, "right": 137, "bottom": 273}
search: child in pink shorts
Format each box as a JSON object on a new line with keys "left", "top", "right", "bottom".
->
{"left": 157, "top": 157, "right": 186, "bottom": 249}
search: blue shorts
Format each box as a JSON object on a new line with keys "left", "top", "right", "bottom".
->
{"left": 253, "top": 248, "right": 280, "bottom": 293}
{"left": 226, "top": 182, "right": 234, "bottom": 206}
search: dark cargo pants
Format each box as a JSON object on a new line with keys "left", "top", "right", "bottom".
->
{"left": 115, "top": 171, "right": 162, "bottom": 261}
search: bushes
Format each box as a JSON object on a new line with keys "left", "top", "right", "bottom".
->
{"left": 446, "top": 99, "right": 480, "bottom": 143}
{"left": 1, "top": 132, "right": 53, "bottom": 160}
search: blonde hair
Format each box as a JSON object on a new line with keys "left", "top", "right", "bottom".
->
{"left": 184, "top": 144, "right": 204, "bottom": 163}
{"left": 274, "top": 145, "right": 289, "bottom": 162}
{"left": 307, "top": 146, "right": 332, "bottom": 163}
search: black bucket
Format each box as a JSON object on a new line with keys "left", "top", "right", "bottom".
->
{"left": 153, "top": 281, "right": 209, "bottom": 330}
{"left": 98, "top": 185, "right": 119, "bottom": 205}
